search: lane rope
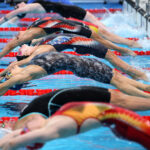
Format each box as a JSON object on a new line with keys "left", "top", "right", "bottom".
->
{"left": 2, "top": 88, "right": 150, "bottom": 96}
{"left": 1, "top": 50, "right": 150, "bottom": 57}
{"left": 0, "top": 8, "right": 122, "bottom": 14}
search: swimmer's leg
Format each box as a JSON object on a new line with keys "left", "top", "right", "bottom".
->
{"left": 49, "top": 115, "right": 100, "bottom": 137}
{"left": 0, "top": 28, "right": 46, "bottom": 59}
{"left": 110, "top": 89, "right": 150, "bottom": 111}
{"left": 84, "top": 12, "right": 141, "bottom": 48}
{"left": 111, "top": 70, "right": 150, "bottom": 98}
{"left": 105, "top": 50, "right": 148, "bottom": 81}
{"left": 90, "top": 31, "right": 136, "bottom": 56}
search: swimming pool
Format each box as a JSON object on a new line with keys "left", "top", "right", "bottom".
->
{"left": 0, "top": 2, "right": 150, "bottom": 150}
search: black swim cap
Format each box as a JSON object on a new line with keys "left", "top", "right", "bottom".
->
{"left": 16, "top": 55, "right": 29, "bottom": 61}
{"left": 9, "top": 84, "right": 24, "bottom": 90}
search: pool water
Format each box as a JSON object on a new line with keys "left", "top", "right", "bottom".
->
{"left": 0, "top": 2, "right": 150, "bottom": 150}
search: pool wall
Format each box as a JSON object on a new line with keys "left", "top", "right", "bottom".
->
{"left": 123, "top": 0, "right": 150, "bottom": 37}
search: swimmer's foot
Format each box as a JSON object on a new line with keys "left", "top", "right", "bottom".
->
{"left": 145, "top": 85, "right": 150, "bottom": 92}
{"left": 121, "top": 50, "right": 137, "bottom": 57}
{"left": 132, "top": 73, "right": 149, "bottom": 82}
{"left": 130, "top": 41, "right": 142, "bottom": 48}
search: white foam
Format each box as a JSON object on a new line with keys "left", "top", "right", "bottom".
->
{"left": 138, "top": 38, "right": 150, "bottom": 49}
{"left": 101, "top": 11, "right": 147, "bottom": 37}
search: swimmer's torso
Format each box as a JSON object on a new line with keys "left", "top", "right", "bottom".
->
{"left": 20, "top": 86, "right": 111, "bottom": 119}
{"left": 29, "top": 17, "right": 92, "bottom": 37}
{"left": 38, "top": 34, "right": 108, "bottom": 58}
{"left": 32, "top": 0, "right": 86, "bottom": 19}
{"left": 28, "top": 52, "right": 113, "bottom": 83}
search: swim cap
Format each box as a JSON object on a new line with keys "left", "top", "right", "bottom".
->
{"left": 16, "top": 55, "right": 29, "bottom": 61}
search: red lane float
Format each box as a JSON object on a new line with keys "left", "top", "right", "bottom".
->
{"left": 1, "top": 89, "right": 150, "bottom": 96}
{"left": 3, "top": 89, "right": 57, "bottom": 96}
{"left": 0, "top": 36, "right": 149, "bottom": 41}
{"left": 0, "top": 67, "right": 150, "bottom": 76}
{"left": 0, "top": 8, "right": 122, "bottom": 15}
{"left": 3, "top": 51, "right": 89, "bottom": 57}
{"left": 2, "top": 50, "right": 150, "bottom": 57}
{"left": 0, "top": 27, "right": 27, "bottom": 32}
{"left": 21, "top": 17, "right": 101, "bottom": 22}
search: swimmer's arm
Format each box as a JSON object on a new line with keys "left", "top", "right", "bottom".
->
{"left": 0, "top": 61, "right": 19, "bottom": 77}
{"left": 0, "top": 4, "right": 45, "bottom": 25}
{"left": 0, "top": 65, "right": 47, "bottom": 96}
{"left": 0, "top": 71, "right": 33, "bottom": 96}
{"left": 7, "top": 128, "right": 59, "bottom": 149}
{"left": 0, "top": 7, "right": 27, "bottom": 25}
{"left": 8, "top": 116, "right": 77, "bottom": 149}
{"left": 0, "top": 129, "right": 22, "bottom": 148}
{"left": 0, "top": 59, "right": 28, "bottom": 77}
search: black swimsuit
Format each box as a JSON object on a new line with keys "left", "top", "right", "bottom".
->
{"left": 28, "top": 51, "right": 113, "bottom": 84}
{"left": 19, "top": 86, "right": 111, "bottom": 118}
{"left": 16, "top": 0, "right": 86, "bottom": 20}
{"left": 29, "top": 17, "right": 92, "bottom": 38}
{"left": 33, "top": 0, "right": 86, "bottom": 19}
{"left": 39, "top": 34, "right": 108, "bottom": 58}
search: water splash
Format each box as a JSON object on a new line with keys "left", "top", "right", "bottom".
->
{"left": 138, "top": 38, "right": 150, "bottom": 50}
{"left": 101, "top": 11, "right": 146, "bottom": 37}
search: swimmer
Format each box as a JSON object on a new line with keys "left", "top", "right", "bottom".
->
{"left": 0, "top": 101, "right": 150, "bottom": 150}
{"left": 0, "top": 51, "right": 150, "bottom": 97}
{"left": 13, "top": 86, "right": 150, "bottom": 113}
{"left": 0, "top": 34, "right": 147, "bottom": 81}
{"left": 0, "top": 0, "right": 140, "bottom": 48}
{"left": 0, "top": 17, "right": 136, "bottom": 59}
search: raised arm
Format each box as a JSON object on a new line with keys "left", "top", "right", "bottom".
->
{"left": 2, "top": 116, "right": 77, "bottom": 150}
{"left": 0, "top": 3, "right": 45, "bottom": 25}
{"left": 0, "top": 27, "right": 46, "bottom": 59}
{"left": 0, "top": 65, "right": 47, "bottom": 96}
{"left": 0, "top": 56, "right": 33, "bottom": 77}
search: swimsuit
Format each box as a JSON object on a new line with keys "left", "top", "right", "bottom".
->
{"left": 19, "top": 86, "right": 111, "bottom": 119}
{"left": 32, "top": 0, "right": 86, "bottom": 19}
{"left": 28, "top": 52, "right": 113, "bottom": 84}
{"left": 52, "top": 101, "right": 150, "bottom": 150}
{"left": 29, "top": 17, "right": 92, "bottom": 38}
{"left": 28, "top": 0, "right": 73, "bottom": 5}
{"left": 39, "top": 34, "right": 108, "bottom": 58}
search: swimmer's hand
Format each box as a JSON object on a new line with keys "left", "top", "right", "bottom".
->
{"left": 31, "top": 38, "right": 42, "bottom": 46}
